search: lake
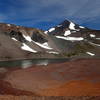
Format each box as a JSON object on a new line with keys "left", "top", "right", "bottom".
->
{"left": 0, "top": 58, "right": 69, "bottom": 69}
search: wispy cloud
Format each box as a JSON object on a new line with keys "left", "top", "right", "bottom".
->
{"left": 0, "top": 0, "right": 100, "bottom": 29}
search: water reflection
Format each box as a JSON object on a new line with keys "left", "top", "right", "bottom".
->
{"left": 21, "top": 60, "right": 33, "bottom": 69}
{"left": 0, "top": 58, "right": 68, "bottom": 69}
{"left": 36, "top": 59, "right": 49, "bottom": 66}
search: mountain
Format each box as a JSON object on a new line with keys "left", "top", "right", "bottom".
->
{"left": 0, "top": 20, "right": 100, "bottom": 61}
{"left": 45, "top": 20, "right": 100, "bottom": 56}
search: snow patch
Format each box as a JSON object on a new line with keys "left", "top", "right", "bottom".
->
{"left": 33, "top": 42, "right": 53, "bottom": 50}
{"left": 69, "top": 22, "right": 75, "bottom": 30}
{"left": 90, "top": 34, "right": 96, "bottom": 38}
{"left": 86, "top": 52, "right": 95, "bottom": 56}
{"left": 12, "top": 38, "right": 18, "bottom": 41}
{"left": 57, "top": 25, "right": 62, "bottom": 27}
{"left": 17, "top": 26, "right": 20, "bottom": 28}
{"left": 72, "top": 31, "right": 77, "bottom": 33}
{"left": 48, "top": 28, "right": 55, "bottom": 32}
{"left": 21, "top": 43, "right": 37, "bottom": 53}
{"left": 44, "top": 31, "right": 48, "bottom": 34}
{"left": 89, "top": 42, "right": 100, "bottom": 47}
{"left": 56, "top": 36, "right": 84, "bottom": 41}
{"left": 64, "top": 30, "right": 71, "bottom": 36}
{"left": 7, "top": 24, "right": 11, "bottom": 27}
{"left": 47, "top": 51, "right": 59, "bottom": 54}
{"left": 76, "top": 29, "right": 80, "bottom": 31}
{"left": 23, "top": 34, "right": 32, "bottom": 42}
{"left": 96, "top": 38, "right": 100, "bottom": 40}
{"left": 42, "top": 42, "right": 51, "bottom": 48}
{"left": 79, "top": 26, "right": 85, "bottom": 28}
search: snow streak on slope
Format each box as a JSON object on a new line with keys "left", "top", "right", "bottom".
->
{"left": 90, "top": 34, "right": 96, "bottom": 38}
{"left": 48, "top": 28, "right": 55, "bottom": 32}
{"left": 33, "top": 41, "right": 53, "bottom": 50}
{"left": 12, "top": 38, "right": 18, "bottom": 41}
{"left": 7, "top": 24, "right": 11, "bottom": 27}
{"left": 23, "top": 34, "right": 32, "bottom": 42}
{"left": 21, "top": 43, "right": 37, "bottom": 53}
{"left": 69, "top": 22, "right": 75, "bottom": 30}
{"left": 86, "top": 52, "right": 95, "bottom": 56}
{"left": 79, "top": 26, "right": 85, "bottom": 29}
{"left": 64, "top": 30, "right": 71, "bottom": 36}
{"left": 56, "top": 36, "right": 84, "bottom": 41}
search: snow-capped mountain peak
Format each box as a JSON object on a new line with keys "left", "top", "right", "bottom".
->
{"left": 45, "top": 20, "right": 87, "bottom": 38}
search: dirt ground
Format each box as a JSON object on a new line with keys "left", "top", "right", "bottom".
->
{"left": 0, "top": 96, "right": 100, "bottom": 100}
{"left": 0, "top": 58, "right": 100, "bottom": 98}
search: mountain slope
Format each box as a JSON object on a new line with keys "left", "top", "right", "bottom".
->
{"left": 0, "top": 20, "right": 100, "bottom": 60}
{"left": 45, "top": 20, "right": 100, "bottom": 56}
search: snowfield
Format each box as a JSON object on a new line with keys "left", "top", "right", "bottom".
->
{"left": 56, "top": 36, "right": 84, "bottom": 41}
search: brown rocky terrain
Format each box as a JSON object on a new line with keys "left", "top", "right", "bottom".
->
{"left": 0, "top": 58, "right": 100, "bottom": 97}
{"left": 0, "top": 21, "right": 100, "bottom": 100}
{"left": 0, "top": 96, "right": 100, "bottom": 100}
{"left": 0, "top": 20, "right": 100, "bottom": 61}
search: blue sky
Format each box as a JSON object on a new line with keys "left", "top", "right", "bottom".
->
{"left": 0, "top": 0, "right": 100, "bottom": 30}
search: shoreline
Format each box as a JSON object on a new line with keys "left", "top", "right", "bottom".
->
{"left": 0, "top": 58, "right": 99, "bottom": 96}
